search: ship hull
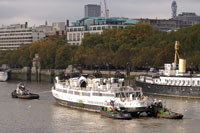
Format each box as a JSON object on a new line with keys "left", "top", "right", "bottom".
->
{"left": 54, "top": 97, "right": 102, "bottom": 112}
{"left": 54, "top": 97, "right": 147, "bottom": 113}
{"left": 136, "top": 81, "right": 200, "bottom": 98}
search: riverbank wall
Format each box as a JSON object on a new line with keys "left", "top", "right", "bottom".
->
{"left": 10, "top": 67, "right": 147, "bottom": 83}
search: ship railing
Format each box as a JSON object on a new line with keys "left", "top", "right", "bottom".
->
{"left": 67, "top": 86, "right": 111, "bottom": 92}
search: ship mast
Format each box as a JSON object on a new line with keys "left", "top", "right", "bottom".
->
{"left": 173, "top": 41, "right": 180, "bottom": 70}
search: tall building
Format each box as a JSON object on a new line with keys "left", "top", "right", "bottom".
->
{"left": 0, "top": 22, "right": 46, "bottom": 50}
{"left": 171, "top": 0, "right": 177, "bottom": 19}
{"left": 67, "top": 17, "right": 138, "bottom": 45}
{"left": 85, "top": 4, "right": 101, "bottom": 17}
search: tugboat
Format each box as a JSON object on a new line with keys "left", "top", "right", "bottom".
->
{"left": 11, "top": 83, "right": 39, "bottom": 99}
{"left": 100, "top": 100, "right": 132, "bottom": 119}
{"left": 148, "top": 100, "right": 183, "bottom": 119}
{"left": 136, "top": 41, "right": 200, "bottom": 98}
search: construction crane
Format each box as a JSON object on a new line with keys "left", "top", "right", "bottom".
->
{"left": 104, "top": 0, "right": 109, "bottom": 18}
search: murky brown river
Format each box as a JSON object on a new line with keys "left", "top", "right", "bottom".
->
{"left": 0, "top": 81, "right": 200, "bottom": 133}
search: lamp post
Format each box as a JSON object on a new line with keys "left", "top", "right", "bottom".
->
{"left": 106, "top": 63, "right": 111, "bottom": 77}
{"left": 126, "top": 62, "right": 130, "bottom": 85}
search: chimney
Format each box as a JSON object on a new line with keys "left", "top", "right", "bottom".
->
{"left": 45, "top": 21, "right": 48, "bottom": 26}
{"left": 25, "top": 22, "right": 28, "bottom": 28}
{"left": 66, "top": 20, "right": 69, "bottom": 27}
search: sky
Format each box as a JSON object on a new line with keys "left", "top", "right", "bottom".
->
{"left": 0, "top": 0, "right": 200, "bottom": 27}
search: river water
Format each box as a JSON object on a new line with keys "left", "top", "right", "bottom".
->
{"left": 0, "top": 81, "right": 200, "bottom": 133}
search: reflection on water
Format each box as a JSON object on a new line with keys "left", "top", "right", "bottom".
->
{"left": 0, "top": 81, "right": 200, "bottom": 133}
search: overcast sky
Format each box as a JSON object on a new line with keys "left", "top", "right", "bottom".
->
{"left": 0, "top": 0, "right": 200, "bottom": 26}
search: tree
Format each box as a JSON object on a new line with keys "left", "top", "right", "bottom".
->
{"left": 82, "top": 33, "right": 103, "bottom": 47}
{"left": 55, "top": 44, "right": 74, "bottom": 69}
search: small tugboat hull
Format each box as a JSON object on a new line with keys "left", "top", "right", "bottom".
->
{"left": 100, "top": 108, "right": 132, "bottom": 120}
{"left": 157, "top": 112, "right": 183, "bottom": 119}
{"left": 11, "top": 90, "right": 39, "bottom": 99}
{"left": 148, "top": 104, "right": 184, "bottom": 119}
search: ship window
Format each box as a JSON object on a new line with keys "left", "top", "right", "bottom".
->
{"left": 102, "top": 93, "right": 115, "bottom": 97}
{"left": 74, "top": 91, "right": 80, "bottom": 95}
{"left": 135, "top": 92, "right": 141, "bottom": 97}
{"left": 115, "top": 93, "right": 120, "bottom": 97}
{"left": 92, "top": 92, "right": 102, "bottom": 96}
{"left": 198, "top": 81, "right": 200, "bottom": 85}
{"left": 120, "top": 92, "right": 126, "bottom": 98}
{"left": 125, "top": 93, "right": 129, "bottom": 97}
{"left": 63, "top": 90, "right": 68, "bottom": 93}
{"left": 82, "top": 92, "right": 90, "bottom": 96}
{"left": 56, "top": 89, "right": 63, "bottom": 92}
{"left": 68, "top": 90, "right": 73, "bottom": 94}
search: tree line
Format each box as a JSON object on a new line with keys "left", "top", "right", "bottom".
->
{"left": 1, "top": 23, "right": 200, "bottom": 70}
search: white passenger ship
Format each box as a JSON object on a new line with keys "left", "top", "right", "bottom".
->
{"left": 52, "top": 74, "right": 149, "bottom": 114}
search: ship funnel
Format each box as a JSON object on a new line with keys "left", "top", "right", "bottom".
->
{"left": 173, "top": 41, "right": 180, "bottom": 70}
{"left": 179, "top": 58, "right": 186, "bottom": 73}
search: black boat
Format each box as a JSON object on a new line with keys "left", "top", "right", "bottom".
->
{"left": 100, "top": 107, "right": 132, "bottom": 119}
{"left": 11, "top": 83, "right": 39, "bottom": 99}
{"left": 11, "top": 90, "right": 39, "bottom": 99}
{"left": 136, "top": 41, "right": 200, "bottom": 98}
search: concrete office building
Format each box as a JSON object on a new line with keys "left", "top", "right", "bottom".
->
{"left": 36, "top": 21, "right": 53, "bottom": 35}
{"left": 67, "top": 17, "right": 138, "bottom": 45}
{"left": 138, "top": 18, "right": 183, "bottom": 32}
{"left": 52, "top": 22, "right": 66, "bottom": 36}
{"left": 0, "top": 22, "right": 46, "bottom": 50}
{"left": 85, "top": 4, "right": 101, "bottom": 17}
{"left": 175, "top": 12, "right": 200, "bottom": 24}
{"left": 36, "top": 21, "right": 67, "bottom": 37}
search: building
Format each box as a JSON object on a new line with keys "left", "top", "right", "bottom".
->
{"left": 138, "top": 15, "right": 200, "bottom": 32}
{"left": 0, "top": 22, "right": 46, "bottom": 50}
{"left": 85, "top": 4, "right": 101, "bottom": 17}
{"left": 67, "top": 17, "right": 138, "bottom": 45}
{"left": 52, "top": 22, "right": 66, "bottom": 37}
{"left": 36, "top": 21, "right": 67, "bottom": 37}
{"left": 175, "top": 12, "right": 200, "bottom": 24}
{"left": 36, "top": 21, "right": 53, "bottom": 36}
{"left": 138, "top": 18, "right": 183, "bottom": 32}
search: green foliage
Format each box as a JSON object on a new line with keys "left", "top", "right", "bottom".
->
{"left": 55, "top": 44, "right": 76, "bottom": 69}
{"left": 1, "top": 23, "right": 200, "bottom": 69}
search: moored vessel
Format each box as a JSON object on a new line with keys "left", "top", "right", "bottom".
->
{"left": 136, "top": 41, "right": 200, "bottom": 98}
{"left": 52, "top": 74, "right": 149, "bottom": 115}
{"left": 0, "top": 69, "right": 9, "bottom": 82}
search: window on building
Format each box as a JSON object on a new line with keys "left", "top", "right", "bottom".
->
{"left": 73, "top": 33, "right": 76, "bottom": 41}
{"left": 93, "top": 27, "right": 96, "bottom": 30}
{"left": 77, "top": 33, "right": 80, "bottom": 41}
{"left": 97, "top": 27, "right": 101, "bottom": 30}
{"left": 70, "top": 28, "right": 73, "bottom": 32}
{"left": 78, "top": 28, "right": 81, "bottom": 31}
{"left": 69, "top": 34, "right": 72, "bottom": 41}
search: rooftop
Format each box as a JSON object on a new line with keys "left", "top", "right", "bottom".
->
{"left": 72, "top": 17, "right": 138, "bottom": 26}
